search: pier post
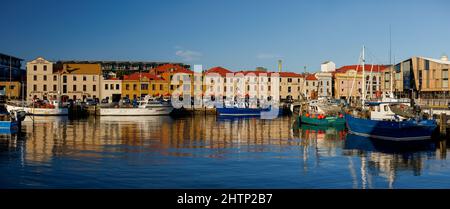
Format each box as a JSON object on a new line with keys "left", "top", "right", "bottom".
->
{"left": 440, "top": 113, "right": 447, "bottom": 136}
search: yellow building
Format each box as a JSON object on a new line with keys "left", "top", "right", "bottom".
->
{"left": 121, "top": 72, "right": 168, "bottom": 99}
{"left": 0, "top": 81, "right": 22, "bottom": 99}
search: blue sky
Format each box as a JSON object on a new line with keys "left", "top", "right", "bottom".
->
{"left": 1, "top": 0, "right": 449, "bottom": 73}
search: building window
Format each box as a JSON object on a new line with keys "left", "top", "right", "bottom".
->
{"left": 33, "top": 65, "right": 37, "bottom": 71}
{"left": 133, "top": 84, "right": 137, "bottom": 90}
{"left": 152, "top": 84, "right": 156, "bottom": 91}
{"left": 159, "top": 84, "right": 163, "bottom": 90}
{"left": 126, "top": 84, "right": 130, "bottom": 90}
{"left": 53, "top": 85, "right": 57, "bottom": 91}
{"left": 73, "top": 85, "right": 77, "bottom": 91}
{"left": 44, "top": 65, "right": 47, "bottom": 71}
{"left": 105, "top": 84, "right": 109, "bottom": 90}
{"left": 83, "top": 85, "right": 86, "bottom": 91}
{"left": 288, "top": 86, "right": 291, "bottom": 93}
{"left": 443, "top": 69, "right": 448, "bottom": 88}
{"left": 63, "top": 75, "right": 67, "bottom": 83}
{"left": 116, "top": 84, "right": 120, "bottom": 90}
{"left": 63, "top": 85, "right": 67, "bottom": 93}
{"left": 43, "top": 75, "right": 47, "bottom": 81}
{"left": 110, "top": 84, "right": 113, "bottom": 90}
{"left": 53, "top": 75, "right": 57, "bottom": 81}
{"left": 33, "top": 85, "right": 37, "bottom": 91}
{"left": 33, "top": 75, "right": 37, "bottom": 81}
{"left": 83, "top": 76, "right": 87, "bottom": 81}
{"left": 73, "top": 75, "right": 77, "bottom": 81}
{"left": 425, "top": 60, "right": 430, "bottom": 70}
{"left": 141, "top": 84, "right": 148, "bottom": 90}
{"left": 93, "top": 85, "right": 96, "bottom": 92}
{"left": 43, "top": 85, "right": 47, "bottom": 91}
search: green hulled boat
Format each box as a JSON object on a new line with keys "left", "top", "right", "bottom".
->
{"left": 299, "top": 114, "right": 345, "bottom": 126}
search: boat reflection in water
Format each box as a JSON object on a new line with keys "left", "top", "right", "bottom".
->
{"left": 343, "top": 134, "right": 439, "bottom": 189}
{"left": 0, "top": 115, "right": 449, "bottom": 188}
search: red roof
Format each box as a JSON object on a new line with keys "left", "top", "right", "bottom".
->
{"left": 234, "top": 70, "right": 272, "bottom": 76}
{"left": 305, "top": 74, "right": 317, "bottom": 81}
{"left": 279, "top": 72, "right": 303, "bottom": 78}
{"left": 205, "top": 67, "right": 233, "bottom": 77}
{"left": 153, "top": 64, "right": 192, "bottom": 74}
{"left": 123, "top": 72, "right": 164, "bottom": 81}
{"left": 105, "top": 77, "right": 120, "bottom": 80}
{"left": 335, "top": 65, "right": 389, "bottom": 73}
{"left": 172, "top": 68, "right": 194, "bottom": 74}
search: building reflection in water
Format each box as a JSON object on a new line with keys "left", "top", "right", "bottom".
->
{"left": 15, "top": 116, "right": 305, "bottom": 164}
{"left": 0, "top": 115, "right": 448, "bottom": 188}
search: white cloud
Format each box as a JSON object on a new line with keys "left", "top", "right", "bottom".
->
{"left": 256, "top": 53, "right": 282, "bottom": 60}
{"left": 175, "top": 49, "right": 202, "bottom": 61}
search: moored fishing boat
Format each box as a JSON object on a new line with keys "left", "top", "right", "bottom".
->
{"left": 300, "top": 113, "right": 345, "bottom": 126}
{"left": 345, "top": 114, "right": 437, "bottom": 141}
{"left": 99, "top": 96, "right": 173, "bottom": 116}
{"left": 6, "top": 100, "right": 68, "bottom": 116}
{"left": 0, "top": 110, "right": 26, "bottom": 134}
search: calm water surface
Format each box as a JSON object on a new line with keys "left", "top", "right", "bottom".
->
{"left": 0, "top": 115, "right": 449, "bottom": 188}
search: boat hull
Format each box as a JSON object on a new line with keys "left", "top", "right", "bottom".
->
{"left": 99, "top": 106, "right": 173, "bottom": 116}
{"left": 345, "top": 114, "right": 437, "bottom": 141}
{"left": 0, "top": 121, "right": 19, "bottom": 134}
{"left": 300, "top": 115, "right": 345, "bottom": 126}
{"left": 6, "top": 104, "right": 68, "bottom": 116}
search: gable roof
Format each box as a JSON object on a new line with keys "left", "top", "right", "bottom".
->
{"left": 335, "top": 65, "right": 389, "bottom": 73}
{"left": 305, "top": 74, "right": 317, "bottom": 80}
{"left": 205, "top": 67, "right": 233, "bottom": 76}
{"left": 153, "top": 63, "right": 193, "bottom": 74}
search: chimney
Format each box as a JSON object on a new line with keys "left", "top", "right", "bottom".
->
{"left": 278, "top": 60, "right": 282, "bottom": 72}
{"left": 441, "top": 54, "right": 448, "bottom": 61}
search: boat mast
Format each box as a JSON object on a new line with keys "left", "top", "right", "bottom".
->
{"left": 389, "top": 25, "right": 394, "bottom": 97}
{"left": 362, "top": 45, "right": 366, "bottom": 105}
{"left": 9, "top": 56, "right": 12, "bottom": 100}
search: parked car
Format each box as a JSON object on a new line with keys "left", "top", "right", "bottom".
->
{"left": 101, "top": 98, "right": 109, "bottom": 104}
{"left": 85, "top": 98, "right": 97, "bottom": 106}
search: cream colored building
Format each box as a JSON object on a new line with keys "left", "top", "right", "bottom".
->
{"left": 315, "top": 72, "right": 333, "bottom": 98}
{"left": 333, "top": 65, "right": 385, "bottom": 100}
{"left": 279, "top": 72, "right": 303, "bottom": 101}
{"left": 26, "top": 57, "right": 102, "bottom": 102}
{"left": 27, "top": 57, "right": 58, "bottom": 101}
{"left": 303, "top": 74, "right": 319, "bottom": 100}
{"left": 101, "top": 77, "right": 122, "bottom": 103}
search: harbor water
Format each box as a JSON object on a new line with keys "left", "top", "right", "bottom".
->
{"left": 0, "top": 115, "right": 449, "bottom": 189}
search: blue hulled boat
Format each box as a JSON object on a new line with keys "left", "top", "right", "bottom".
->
{"left": 345, "top": 114, "right": 437, "bottom": 141}
{"left": 0, "top": 110, "right": 26, "bottom": 134}
{"left": 0, "top": 121, "right": 19, "bottom": 134}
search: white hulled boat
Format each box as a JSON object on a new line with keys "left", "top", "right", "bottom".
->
{"left": 99, "top": 96, "right": 173, "bottom": 116}
{"left": 6, "top": 100, "right": 68, "bottom": 116}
